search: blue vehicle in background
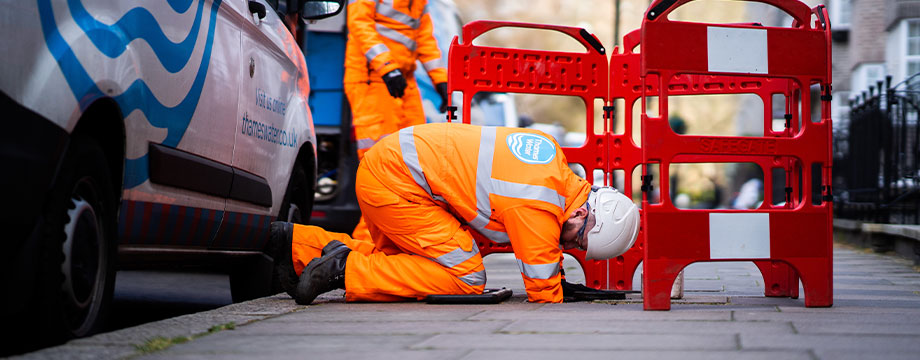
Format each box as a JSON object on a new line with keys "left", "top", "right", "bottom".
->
{"left": 301, "top": 0, "right": 518, "bottom": 232}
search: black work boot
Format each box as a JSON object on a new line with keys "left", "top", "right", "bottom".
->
{"left": 294, "top": 240, "right": 351, "bottom": 305}
{"left": 269, "top": 221, "right": 298, "bottom": 298}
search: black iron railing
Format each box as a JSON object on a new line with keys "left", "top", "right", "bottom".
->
{"left": 835, "top": 75, "right": 920, "bottom": 224}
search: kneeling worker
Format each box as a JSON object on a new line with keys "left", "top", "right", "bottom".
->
{"left": 271, "top": 122, "right": 640, "bottom": 304}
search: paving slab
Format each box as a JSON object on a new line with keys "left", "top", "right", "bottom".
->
{"left": 14, "top": 245, "right": 920, "bottom": 359}
{"left": 460, "top": 350, "right": 813, "bottom": 360}
{"left": 236, "top": 319, "right": 510, "bottom": 335}
{"left": 792, "top": 322, "right": 920, "bottom": 335}
{"left": 142, "top": 350, "right": 469, "bottom": 360}
{"left": 739, "top": 333, "right": 920, "bottom": 351}
{"left": 412, "top": 333, "right": 738, "bottom": 350}
{"left": 500, "top": 319, "right": 795, "bottom": 334}
{"left": 734, "top": 310, "right": 920, "bottom": 323}
{"left": 813, "top": 349, "right": 920, "bottom": 360}
{"left": 10, "top": 344, "right": 137, "bottom": 360}
{"left": 159, "top": 334, "right": 433, "bottom": 353}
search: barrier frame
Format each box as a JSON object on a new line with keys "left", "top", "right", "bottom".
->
{"left": 446, "top": 21, "right": 616, "bottom": 287}
{"left": 638, "top": 0, "right": 833, "bottom": 310}
{"left": 445, "top": 0, "right": 833, "bottom": 309}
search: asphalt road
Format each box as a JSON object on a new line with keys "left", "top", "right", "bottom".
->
{"left": 108, "top": 271, "right": 234, "bottom": 331}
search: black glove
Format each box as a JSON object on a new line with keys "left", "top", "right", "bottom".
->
{"left": 436, "top": 82, "right": 449, "bottom": 113}
{"left": 382, "top": 69, "right": 407, "bottom": 98}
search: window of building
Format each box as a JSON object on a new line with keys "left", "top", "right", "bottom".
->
{"left": 830, "top": 0, "right": 851, "bottom": 29}
{"left": 908, "top": 20, "right": 920, "bottom": 78}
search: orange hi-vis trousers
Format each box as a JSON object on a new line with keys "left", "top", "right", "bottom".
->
{"left": 345, "top": 79, "right": 425, "bottom": 161}
{"left": 346, "top": 79, "right": 425, "bottom": 241}
{"left": 291, "top": 163, "right": 486, "bottom": 302}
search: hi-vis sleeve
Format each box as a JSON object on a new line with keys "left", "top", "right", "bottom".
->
{"left": 348, "top": 0, "right": 399, "bottom": 77}
{"left": 501, "top": 206, "right": 564, "bottom": 303}
{"left": 415, "top": 4, "right": 446, "bottom": 84}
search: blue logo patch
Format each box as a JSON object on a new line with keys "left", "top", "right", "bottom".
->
{"left": 506, "top": 133, "right": 556, "bottom": 164}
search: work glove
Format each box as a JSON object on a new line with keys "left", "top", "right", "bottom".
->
{"left": 382, "top": 69, "right": 407, "bottom": 98}
{"left": 436, "top": 82, "right": 449, "bottom": 113}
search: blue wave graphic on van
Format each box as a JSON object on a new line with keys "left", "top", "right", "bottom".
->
{"left": 166, "top": 0, "right": 196, "bottom": 13}
{"left": 68, "top": 0, "right": 205, "bottom": 73}
{"left": 37, "top": 0, "right": 222, "bottom": 189}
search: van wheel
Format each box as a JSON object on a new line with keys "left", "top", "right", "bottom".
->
{"left": 230, "top": 159, "right": 313, "bottom": 302}
{"left": 278, "top": 158, "right": 313, "bottom": 225}
{"left": 38, "top": 137, "right": 116, "bottom": 344}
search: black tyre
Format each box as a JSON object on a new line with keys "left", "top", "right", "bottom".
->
{"left": 230, "top": 158, "right": 314, "bottom": 302}
{"left": 278, "top": 157, "right": 313, "bottom": 224}
{"left": 37, "top": 136, "right": 117, "bottom": 345}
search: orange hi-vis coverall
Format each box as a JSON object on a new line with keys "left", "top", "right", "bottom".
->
{"left": 290, "top": 123, "right": 592, "bottom": 303}
{"left": 344, "top": 0, "right": 448, "bottom": 159}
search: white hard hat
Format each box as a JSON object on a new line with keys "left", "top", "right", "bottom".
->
{"left": 584, "top": 187, "right": 640, "bottom": 260}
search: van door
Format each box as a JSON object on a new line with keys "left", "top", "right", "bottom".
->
{"left": 211, "top": 0, "right": 301, "bottom": 250}
{"left": 119, "top": 0, "right": 240, "bottom": 247}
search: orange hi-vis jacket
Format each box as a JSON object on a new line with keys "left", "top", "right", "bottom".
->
{"left": 344, "top": 0, "right": 447, "bottom": 84}
{"left": 366, "top": 123, "right": 592, "bottom": 302}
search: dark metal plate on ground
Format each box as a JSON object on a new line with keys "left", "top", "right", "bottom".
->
{"left": 425, "top": 288, "right": 513, "bottom": 304}
{"left": 569, "top": 289, "right": 640, "bottom": 301}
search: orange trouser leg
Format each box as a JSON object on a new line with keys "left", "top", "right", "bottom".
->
{"left": 345, "top": 78, "right": 423, "bottom": 161}
{"left": 396, "top": 79, "right": 425, "bottom": 130}
{"left": 347, "top": 78, "right": 423, "bottom": 241}
{"left": 344, "top": 163, "right": 486, "bottom": 302}
{"left": 290, "top": 224, "right": 377, "bottom": 275}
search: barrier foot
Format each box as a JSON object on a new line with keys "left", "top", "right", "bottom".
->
{"left": 642, "top": 259, "right": 686, "bottom": 310}
{"left": 755, "top": 260, "right": 800, "bottom": 298}
{"left": 788, "top": 258, "right": 833, "bottom": 308}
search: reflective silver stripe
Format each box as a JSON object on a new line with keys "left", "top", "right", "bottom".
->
{"left": 516, "top": 259, "right": 561, "bottom": 280}
{"left": 348, "top": 0, "right": 358, "bottom": 4}
{"left": 434, "top": 241, "right": 480, "bottom": 268}
{"left": 365, "top": 43, "right": 390, "bottom": 62}
{"left": 422, "top": 58, "right": 445, "bottom": 73}
{"left": 470, "top": 215, "right": 510, "bottom": 243}
{"left": 459, "top": 270, "right": 487, "bottom": 286}
{"left": 376, "top": 24, "right": 417, "bottom": 51}
{"left": 492, "top": 179, "right": 565, "bottom": 209}
{"left": 356, "top": 138, "right": 377, "bottom": 150}
{"left": 399, "top": 127, "right": 436, "bottom": 198}
{"left": 375, "top": 2, "right": 419, "bottom": 28}
{"left": 468, "top": 127, "right": 511, "bottom": 243}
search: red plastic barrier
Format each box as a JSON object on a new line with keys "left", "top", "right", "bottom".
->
{"left": 445, "top": 0, "right": 833, "bottom": 309}
{"left": 607, "top": 29, "right": 803, "bottom": 297}
{"left": 638, "top": 0, "right": 833, "bottom": 310}
{"left": 446, "top": 21, "right": 618, "bottom": 288}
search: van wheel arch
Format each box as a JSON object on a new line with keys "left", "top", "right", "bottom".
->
{"left": 231, "top": 141, "right": 317, "bottom": 302}
{"left": 277, "top": 141, "right": 317, "bottom": 224}
{"left": 33, "top": 97, "right": 125, "bottom": 345}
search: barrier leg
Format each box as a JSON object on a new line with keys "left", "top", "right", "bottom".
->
{"left": 755, "top": 260, "right": 800, "bottom": 298}
{"left": 787, "top": 258, "right": 833, "bottom": 307}
{"left": 581, "top": 258, "right": 608, "bottom": 289}
{"left": 608, "top": 246, "right": 643, "bottom": 290}
{"left": 642, "top": 259, "right": 687, "bottom": 310}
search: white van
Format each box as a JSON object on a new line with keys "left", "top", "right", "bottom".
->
{"left": 0, "top": 0, "right": 342, "bottom": 351}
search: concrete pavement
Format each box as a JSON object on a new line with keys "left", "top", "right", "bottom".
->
{"left": 16, "top": 244, "right": 920, "bottom": 359}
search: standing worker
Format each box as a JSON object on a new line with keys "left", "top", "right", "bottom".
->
{"left": 345, "top": 0, "right": 449, "bottom": 159}
{"left": 270, "top": 123, "right": 640, "bottom": 304}
{"left": 345, "top": 0, "right": 449, "bottom": 240}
